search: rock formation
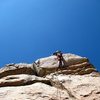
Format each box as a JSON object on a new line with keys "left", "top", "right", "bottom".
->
{"left": 0, "top": 53, "right": 99, "bottom": 100}
{"left": 35, "top": 53, "right": 96, "bottom": 76}
{"left": 0, "top": 63, "right": 36, "bottom": 78}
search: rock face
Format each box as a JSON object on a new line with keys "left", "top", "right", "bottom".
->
{"left": 35, "top": 53, "right": 96, "bottom": 76}
{"left": 0, "top": 54, "right": 96, "bottom": 78}
{"left": 0, "top": 73, "right": 100, "bottom": 100}
{"left": 0, "top": 53, "right": 99, "bottom": 100}
{"left": 46, "top": 73, "right": 100, "bottom": 100}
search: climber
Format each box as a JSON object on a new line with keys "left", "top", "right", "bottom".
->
{"left": 53, "top": 50, "right": 64, "bottom": 68}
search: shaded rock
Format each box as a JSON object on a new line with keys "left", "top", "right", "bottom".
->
{"left": 0, "top": 63, "right": 36, "bottom": 78}
{"left": 0, "top": 74, "right": 50, "bottom": 87}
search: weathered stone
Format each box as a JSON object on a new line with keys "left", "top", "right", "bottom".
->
{"left": 46, "top": 73, "right": 100, "bottom": 100}
{"left": 35, "top": 54, "right": 96, "bottom": 76}
{"left": 0, "top": 54, "right": 96, "bottom": 78}
{"left": 36, "top": 53, "right": 88, "bottom": 69}
{"left": 0, "top": 74, "right": 50, "bottom": 87}
{"left": 0, "top": 63, "right": 36, "bottom": 78}
{"left": 0, "top": 73, "right": 100, "bottom": 100}
{"left": 0, "top": 83, "right": 70, "bottom": 100}
{"left": 0, "top": 53, "right": 99, "bottom": 100}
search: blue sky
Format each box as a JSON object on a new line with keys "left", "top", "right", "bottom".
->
{"left": 0, "top": 0, "right": 100, "bottom": 71}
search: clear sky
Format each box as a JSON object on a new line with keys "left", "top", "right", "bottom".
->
{"left": 0, "top": 0, "right": 100, "bottom": 71}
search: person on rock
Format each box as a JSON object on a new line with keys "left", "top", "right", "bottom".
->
{"left": 53, "top": 50, "right": 65, "bottom": 68}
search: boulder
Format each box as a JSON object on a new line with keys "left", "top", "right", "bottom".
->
{"left": 35, "top": 53, "right": 96, "bottom": 76}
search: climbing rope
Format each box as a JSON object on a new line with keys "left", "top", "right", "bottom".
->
{"left": 50, "top": 66, "right": 78, "bottom": 100}
{"left": 50, "top": 67, "right": 63, "bottom": 100}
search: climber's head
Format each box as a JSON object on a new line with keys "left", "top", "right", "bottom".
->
{"left": 55, "top": 50, "right": 62, "bottom": 53}
{"left": 53, "top": 50, "right": 62, "bottom": 55}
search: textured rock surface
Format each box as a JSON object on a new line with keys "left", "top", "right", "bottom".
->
{"left": 0, "top": 83, "right": 70, "bottom": 100}
{"left": 0, "top": 73, "right": 100, "bottom": 100}
{"left": 0, "top": 63, "right": 36, "bottom": 78}
{"left": 0, "top": 53, "right": 99, "bottom": 100}
{"left": 46, "top": 72, "right": 100, "bottom": 100}
{"left": 0, "top": 54, "right": 96, "bottom": 78}
{"left": 0, "top": 74, "right": 50, "bottom": 87}
{"left": 35, "top": 53, "right": 96, "bottom": 76}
